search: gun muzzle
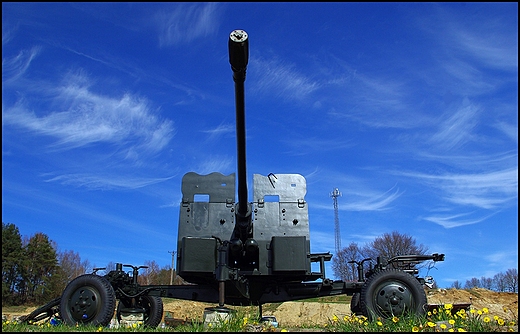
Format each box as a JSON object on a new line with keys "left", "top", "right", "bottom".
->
{"left": 229, "top": 30, "right": 249, "bottom": 82}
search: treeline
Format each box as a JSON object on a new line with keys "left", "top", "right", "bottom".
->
{"left": 449, "top": 269, "right": 518, "bottom": 293}
{"left": 2, "top": 222, "right": 181, "bottom": 306}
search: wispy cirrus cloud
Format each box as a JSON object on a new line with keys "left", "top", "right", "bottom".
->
{"left": 201, "top": 123, "right": 235, "bottom": 142}
{"left": 2, "top": 70, "right": 175, "bottom": 157}
{"left": 42, "top": 173, "right": 175, "bottom": 190}
{"left": 447, "top": 17, "right": 518, "bottom": 71}
{"left": 401, "top": 167, "right": 517, "bottom": 210}
{"left": 429, "top": 102, "right": 480, "bottom": 151}
{"left": 2, "top": 46, "right": 40, "bottom": 84}
{"left": 341, "top": 184, "right": 403, "bottom": 211}
{"left": 494, "top": 121, "right": 518, "bottom": 143}
{"left": 251, "top": 56, "right": 320, "bottom": 101}
{"left": 154, "top": 3, "right": 221, "bottom": 47}
{"left": 422, "top": 211, "right": 495, "bottom": 229}
{"left": 196, "top": 155, "right": 234, "bottom": 175}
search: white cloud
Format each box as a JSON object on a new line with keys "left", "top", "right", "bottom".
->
{"left": 3, "top": 71, "right": 175, "bottom": 156}
{"left": 422, "top": 212, "right": 491, "bottom": 229}
{"left": 43, "top": 173, "right": 175, "bottom": 190}
{"left": 341, "top": 184, "right": 403, "bottom": 211}
{"left": 154, "top": 3, "right": 220, "bottom": 47}
{"left": 429, "top": 102, "right": 479, "bottom": 151}
{"left": 2, "top": 46, "right": 40, "bottom": 84}
{"left": 251, "top": 56, "right": 320, "bottom": 101}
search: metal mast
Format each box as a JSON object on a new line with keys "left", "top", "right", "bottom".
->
{"left": 330, "top": 188, "right": 342, "bottom": 254}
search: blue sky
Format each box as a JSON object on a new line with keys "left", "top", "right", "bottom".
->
{"left": 2, "top": 2, "right": 517, "bottom": 289}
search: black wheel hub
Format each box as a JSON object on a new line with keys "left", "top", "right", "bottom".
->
{"left": 67, "top": 287, "right": 101, "bottom": 322}
{"left": 374, "top": 282, "right": 413, "bottom": 315}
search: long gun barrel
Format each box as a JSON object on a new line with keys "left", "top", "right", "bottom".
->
{"left": 229, "top": 30, "right": 251, "bottom": 243}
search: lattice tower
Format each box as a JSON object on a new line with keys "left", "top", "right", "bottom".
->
{"left": 330, "top": 188, "right": 342, "bottom": 254}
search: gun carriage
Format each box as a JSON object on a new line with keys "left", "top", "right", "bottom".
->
{"left": 21, "top": 30, "right": 445, "bottom": 328}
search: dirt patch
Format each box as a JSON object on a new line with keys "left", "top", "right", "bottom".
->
{"left": 156, "top": 288, "right": 519, "bottom": 328}
{"left": 426, "top": 287, "right": 518, "bottom": 320}
{"left": 3, "top": 288, "right": 517, "bottom": 329}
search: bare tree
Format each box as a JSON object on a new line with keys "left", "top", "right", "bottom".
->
{"left": 361, "top": 231, "right": 429, "bottom": 261}
{"left": 464, "top": 277, "right": 480, "bottom": 289}
{"left": 450, "top": 280, "right": 462, "bottom": 289}
{"left": 53, "top": 250, "right": 91, "bottom": 296}
{"left": 58, "top": 250, "right": 90, "bottom": 282}
{"left": 503, "top": 268, "right": 518, "bottom": 293}
{"left": 480, "top": 276, "right": 493, "bottom": 290}
{"left": 332, "top": 242, "right": 364, "bottom": 281}
{"left": 361, "top": 230, "right": 431, "bottom": 273}
{"left": 493, "top": 272, "right": 507, "bottom": 292}
{"left": 138, "top": 260, "right": 160, "bottom": 285}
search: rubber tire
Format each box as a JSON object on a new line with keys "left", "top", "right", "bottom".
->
{"left": 117, "top": 295, "right": 163, "bottom": 328}
{"left": 360, "top": 269, "right": 427, "bottom": 320}
{"left": 59, "top": 274, "right": 116, "bottom": 327}
{"left": 350, "top": 292, "right": 362, "bottom": 315}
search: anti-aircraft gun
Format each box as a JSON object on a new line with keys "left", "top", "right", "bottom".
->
{"left": 21, "top": 30, "right": 445, "bottom": 328}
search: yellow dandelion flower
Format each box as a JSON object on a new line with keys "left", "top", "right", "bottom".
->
{"left": 494, "top": 315, "right": 499, "bottom": 321}
{"left": 509, "top": 321, "right": 516, "bottom": 326}
{"left": 449, "top": 329, "right": 455, "bottom": 332}
{"left": 243, "top": 317, "right": 248, "bottom": 325}
{"left": 470, "top": 309, "right": 476, "bottom": 314}
{"left": 477, "top": 310, "right": 483, "bottom": 315}
{"left": 498, "top": 318, "right": 505, "bottom": 326}
{"left": 427, "top": 321, "right": 436, "bottom": 327}
{"left": 412, "top": 326, "right": 420, "bottom": 332}
{"left": 433, "top": 309, "right": 438, "bottom": 314}
{"left": 132, "top": 323, "right": 137, "bottom": 328}
{"left": 441, "top": 323, "right": 447, "bottom": 329}
{"left": 482, "top": 307, "right": 489, "bottom": 314}
{"left": 392, "top": 316, "right": 399, "bottom": 323}
{"left": 428, "top": 311, "right": 432, "bottom": 316}
{"left": 281, "top": 329, "right": 288, "bottom": 332}
{"left": 96, "top": 326, "right": 103, "bottom": 332}
{"left": 458, "top": 308, "right": 466, "bottom": 314}
{"left": 5, "top": 321, "right": 9, "bottom": 325}
{"left": 377, "top": 321, "right": 383, "bottom": 326}
{"left": 449, "top": 319, "right": 455, "bottom": 325}
{"left": 483, "top": 316, "right": 491, "bottom": 323}
{"left": 445, "top": 303, "right": 453, "bottom": 310}
{"left": 457, "top": 328, "right": 466, "bottom": 332}
{"left": 332, "top": 314, "right": 339, "bottom": 322}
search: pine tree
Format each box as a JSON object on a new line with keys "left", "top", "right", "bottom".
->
{"left": 2, "top": 222, "right": 24, "bottom": 305}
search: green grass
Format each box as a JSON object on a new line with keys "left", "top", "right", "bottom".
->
{"left": 3, "top": 303, "right": 518, "bottom": 332}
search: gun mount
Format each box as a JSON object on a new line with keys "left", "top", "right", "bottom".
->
{"left": 22, "top": 30, "right": 445, "bottom": 328}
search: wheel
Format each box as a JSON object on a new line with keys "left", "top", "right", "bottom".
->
{"left": 59, "top": 274, "right": 116, "bottom": 327}
{"left": 360, "top": 269, "right": 427, "bottom": 320}
{"left": 350, "top": 293, "right": 362, "bottom": 315}
{"left": 117, "top": 295, "right": 163, "bottom": 328}
{"left": 20, "top": 297, "right": 61, "bottom": 323}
